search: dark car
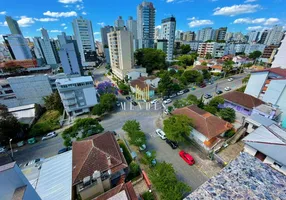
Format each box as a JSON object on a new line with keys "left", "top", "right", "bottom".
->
{"left": 216, "top": 90, "right": 223, "bottom": 94}
{"left": 204, "top": 94, "right": 212, "bottom": 99}
{"left": 163, "top": 96, "right": 169, "bottom": 101}
{"left": 166, "top": 139, "right": 178, "bottom": 149}
{"left": 132, "top": 101, "right": 138, "bottom": 106}
{"left": 199, "top": 83, "right": 206, "bottom": 88}
{"left": 183, "top": 89, "right": 190, "bottom": 93}
{"left": 126, "top": 96, "right": 131, "bottom": 100}
{"left": 58, "top": 147, "right": 71, "bottom": 154}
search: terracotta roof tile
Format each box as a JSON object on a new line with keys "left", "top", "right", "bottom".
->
{"left": 172, "top": 105, "right": 232, "bottom": 139}
{"left": 130, "top": 79, "right": 154, "bottom": 91}
{"left": 222, "top": 91, "right": 264, "bottom": 109}
{"left": 192, "top": 65, "right": 209, "bottom": 71}
{"left": 72, "top": 132, "right": 128, "bottom": 185}
{"left": 211, "top": 65, "right": 223, "bottom": 70}
{"left": 251, "top": 67, "right": 286, "bottom": 77}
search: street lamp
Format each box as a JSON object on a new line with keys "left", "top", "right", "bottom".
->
{"left": 9, "top": 138, "right": 14, "bottom": 160}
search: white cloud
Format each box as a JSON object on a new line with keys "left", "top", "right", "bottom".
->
{"left": 64, "top": 26, "right": 68, "bottom": 29}
{"left": 94, "top": 32, "right": 100, "bottom": 35}
{"left": 17, "top": 16, "right": 35, "bottom": 27}
{"left": 36, "top": 28, "right": 42, "bottom": 31}
{"left": 76, "top": 4, "right": 84, "bottom": 10}
{"left": 188, "top": 19, "right": 214, "bottom": 27}
{"left": 246, "top": 26, "right": 263, "bottom": 31}
{"left": 0, "top": 11, "right": 7, "bottom": 15}
{"left": 244, "top": 0, "right": 257, "bottom": 2}
{"left": 82, "top": 11, "right": 87, "bottom": 15}
{"left": 264, "top": 18, "right": 279, "bottom": 25}
{"left": 58, "top": 0, "right": 82, "bottom": 4}
{"left": 97, "top": 22, "right": 105, "bottom": 27}
{"left": 50, "top": 30, "right": 61, "bottom": 33}
{"left": 43, "top": 11, "right": 77, "bottom": 18}
{"left": 34, "top": 18, "right": 59, "bottom": 22}
{"left": 0, "top": 21, "right": 8, "bottom": 26}
{"left": 234, "top": 17, "right": 279, "bottom": 26}
{"left": 166, "top": 0, "right": 175, "bottom": 2}
{"left": 213, "top": 4, "right": 261, "bottom": 16}
{"left": 61, "top": 23, "right": 66, "bottom": 26}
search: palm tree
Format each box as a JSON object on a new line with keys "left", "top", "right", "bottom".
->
{"left": 222, "top": 60, "right": 234, "bottom": 78}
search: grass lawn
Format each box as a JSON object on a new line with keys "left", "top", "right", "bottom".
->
{"left": 29, "top": 110, "right": 61, "bottom": 137}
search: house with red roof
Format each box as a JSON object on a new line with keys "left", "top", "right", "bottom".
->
{"left": 172, "top": 105, "right": 233, "bottom": 151}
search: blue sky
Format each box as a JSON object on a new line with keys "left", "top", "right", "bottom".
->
{"left": 0, "top": 0, "right": 285, "bottom": 41}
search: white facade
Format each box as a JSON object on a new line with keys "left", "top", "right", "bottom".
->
{"left": 126, "top": 16, "right": 138, "bottom": 51}
{"left": 72, "top": 17, "right": 96, "bottom": 67}
{"left": 59, "top": 43, "right": 82, "bottom": 75}
{"left": 197, "top": 27, "right": 215, "bottom": 42}
{"left": 244, "top": 44, "right": 266, "bottom": 55}
{"left": 264, "top": 25, "right": 284, "bottom": 45}
{"left": 56, "top": 76, "right": 98, "bottom": 117}
{"left": 108, "top": 30, "right": 134, "bottom": 80}
{"left": 247, "top": 31, "right": 260, "bottom": 43}
{"left": 198, "top": 42, "right": 226, "bottom": 58}
{"left": 39, "top": 28, "right": 57, "bottom": 65}
{"left": 137, "top": 1, "right": 155, "bottom": 48}
{"left": 100, "top": 25, "right": 113, "bottom": 47}
{"left": 272, "top": 33, "right": 286, "bottom": 68}
{"left": 161, "top": 17, "right": 176, "bottom": 61}
{"left": 32, "top": 37, "right": 45, "bottom": 62}
{"left": 114, "top": 16, "right": 125, "bottom": 29}
{"left": 4, "top": 34, "right": 32, "bottom": 60}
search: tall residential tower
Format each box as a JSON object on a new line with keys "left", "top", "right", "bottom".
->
{"left": 5, "top": 16, "right": 22, "bottom": 36}
{"left": 161, "top": 17, "right": 176, "bottom": 61}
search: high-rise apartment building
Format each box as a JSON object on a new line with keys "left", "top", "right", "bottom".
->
{"left": 39, "top": 28, "right": 58, "bottom": 65}
{"left": 33, "top": 37, "right": 45, "bottom": 64}
{"left": 247, "top": 31, "right": 260, "bottom": 43}
{"left": 137, "top": 1, "right": 155, "bottom": 48}
{"left": 161, "top": 17, "right": 176, "bottom": 61}
{"left": 72, "top": 16, "right": 97, "bottom": 67}
{"left": 107, "top": 29, "right": 134, "bottom": 80}
{"left": 183, "top": 31, "right": 195, "bottom": 42}
{"left": 157, "top": 39, "right": 168, "bottom": 53}
{"left": 3, "top": 34, "right": 32, "bottom": 60}
{"left": 5, "top": 16, "right": 22, "bottom": 36}
{"left": 214, "top": 27, "right": 227, "bottom": 41}
{"left": 272, "top": 33, "right": 286, "bottom": 69}
{"left": 155, "top": 26, "right": 161, "bottom": 40}
{"left": 100, "top": 25, "right": 113, "bottom": 47}
{"left": 259, "top": 30, "right": 269, "bottom": 44}
{"left": 196, "top": 27, "right": 215, "bottom": 42}
{"left": 225, "top": 32, "right": 233, "bottom": 41}
{"left": 264, "top": 25, "right": 284, "bottom": 45}
{"left": 126, "top": 16, "right": 138, "bottom": 51}
{"left": 114, "top": 16, "right": 125, "bottom": 29}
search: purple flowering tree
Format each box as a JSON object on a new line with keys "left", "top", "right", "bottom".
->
{"left": 97, "top": 81, "right": 118, "bottom": 95}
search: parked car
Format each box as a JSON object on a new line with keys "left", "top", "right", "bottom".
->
{"left": 155, "top": 129, "right": 166, "bottom": 140}
{"left": 177, "top": 90, "right": 184, "bottom": 96}
{"left": 164, "top": 109, "right": 169, "bottom": 115}
{"left": 146, "top": 151, "right": 157, "bottom": 166}
{"left": 224, "top": 87, "right": 231, "bottom": 91}
{"left": 17, "top": 141, "right": 25, "bottom": 147}
{"left": 42, "top": 132, "right": 58, "bottom": 141}
{"left": 204, "top": 94, "right": 212, "bottom": 99}
{"left": 20, "top": 158, "right": 45, "bottom": 168}
{"left": 58, "top": 147, "right": 71, "bottom": 154}
{"left": 27, "top": 137, "right": 37, "bottom": 144}
{"left": 131, "top": 101, "right": 138, "bottom": 106}
{"left": 126, "top": 96, "right": 131, "bottom": 101}
{"left": 139, "top": 144, "right": 147, "bottom": 151}
{"left": 163, "top": 99, "right": 172, "bottom": 104}
{"left": 216, "top": 90, "right": 223, "bottom": 95}
{"left": 151, "top": 99, "right": 158, "bottom": 104}
{"left": 163, "top": 96, "right": 169, "bottom": 101}
{"left": 166, "top": 139, "right": 178, "bottom": 149}
{"left": 199, "top": 83, "right": 206, "bottom": 88}
{"left": 228, "top": 77, "right": 234, "bottom": 82}
{"left": 0, "top": 146, "right": 6, "bottom": 153}
{"left": 169, "top": 93, "right": 177, "bottom": 98}
{"left": 183, "top": 88, "right": 190, "bottom": 93}
{"left": 179, "top": 150, "right": 195, "bottom": 165}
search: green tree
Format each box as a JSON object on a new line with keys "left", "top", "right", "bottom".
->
{"left": 219, "top": 108, "right": 236, "bottom": 123}
{"left": 201, "top": 61, "right": 207, "bottom": 66}
{"left": 158, "top": 71, "right": 174, "bottom": 96}
{"left": 134, "top": 48, "right": 166, "bottom": 73}
{"left": 177, "top": 55, "right": 195, "bottom": 67}
{"left": 197, "top": 95, "right": 205, "bottom": 109}
{"left": 122, "top": 120, "right": 141, "bottom": 133}
{"left": 163, "top": 115, "right": 193, "bottom": 143}
{"left": 203, "top": 105, "right": 217, "bottom": 115}
{"left": 249, "top": 51, "right": 262, "bottom": 60}
{"left": 92, "top": 104, "right": 105, "bottom": 116}
{"left": 169, "top": 69, "right": 177, "bottom": 76}
{"left": 183, "top": 70, "right": 203, "bottom": 83}
{"left": 187, "top": 94, "right": 198, "bottom": 104}
{"left": 129, "top": 130, "right": 146, "bottom": 147}
{"left": 142, "top": 192, "right": 155, "bottom": 200}
{"left": 127, "top": 161, "right": 141, "bottom": 180}
{"left": 43, "top": 91, "right": 64, "bottom": 113}
{"left": 209, "top": 96, "right": 224, "bottom": 107}
{"left": 180, "top": 44, "right": 191, "bottom": 54}
{"left": 242, "top": 74, "right": 251, "bottom": 84}
{"left": 205, "top": 52, "right": 212, "bottom": 59}
{"left": 118, "top": 82, "right": 130, "bottom": 95}
{"left": 202, "top": 69, "right": 211, "bottom": 80}
{"left": 149, "top": 162, "right": 190, "bottom": 200}
{"left": 100, "top": 93, "right": 116, "bottom": 112}
{"left": 222, "top": 60, "right": 234, "bottom": 78}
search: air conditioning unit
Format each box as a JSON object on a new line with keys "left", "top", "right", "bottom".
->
{"left": 83, "top": 176, "right": 91, "bottom": 187}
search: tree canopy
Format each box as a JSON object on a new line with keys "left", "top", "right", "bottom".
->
{"left": 100, "top": 93, "right": 117, "bottom": 112}
{"left": 209, "top": 96, "right": 224, "bottom": 108}
{"left": 92, "top": 104, "right": 105, "bottom": 116}
{"left": 183, "top": 70, "right": 203, "bottom": 84}
{"left": 249, "top": 51, "right": 262, "bottom": 60}
{"left": 97, "top": 81, "right": 118, "bottom": 95}
{"left": 205, "top": 52, "right": 212, "bottom": 59}
{"left": 134, "top": 48, "right": 166, "bottom": 73}
{"left": 177, "top": 54, "right": 197, "bottom": 67}
{"left": 222, "top": 60, "right": 234, "bottom": 78}
{"left": 202, "top": 69, "right": 211, "bottom": 80}
{"left": 219, "top": 108, "right": 236, "bottom": 123}
{"left": 43, "top": 91, "right": 64, "bottom": 113}
{"left": 118, "top": 82, "right": 130, "bottom": 95}
{"left": 163, "top": 115, "right": 193, "bottom": 142}
{"left": 122, "top": 120, "right": 146, "bottom": 147}
{"left": 173, "top": 94, "right": 198, "bottom": 108}
{"left": 158, "top": 71, "right": 175, "bottom": 96}
{"left": 180, "top": 44, "right": 191, "bottom": 54}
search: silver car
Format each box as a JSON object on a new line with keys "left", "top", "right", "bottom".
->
{"left": 42, "top": 132, "right": 58, "bottom": 141}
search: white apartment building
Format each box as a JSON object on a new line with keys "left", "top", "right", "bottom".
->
{"left": 264, "top": 25, "right": 284, "bottom": 46}
{"left": 137, "top": 1, "right": 155, "bottom": 48}
{"left": 198, "top": 42, "right": 226, "bottom": 58}
{"left": 247, "top": 31, "right": 260, "bottom": 43}
{"left": 272, "top": 33, "right": 286, "bottom": 69}
{"left": 126, "top": 16, "right": 138, "bottom": 51}
{"left": 56, "top": 76, "right": 98, "bottom": 117}
{"left": 33, "top": 37, "right": 45, "bottom": 64}
{"left": 108, "top": 29, "right": 134, "bottom": 80}
{"left": 114, "top": 16, "right": 125, "bottom": 29}
{"left": 244, "top": 44, "right": 266, "bottom": 55}
{"left": 72, "top": 16, "right": 96, "bottom": 67}
{"left": 39, "top": 28, "right": 58, "bottom": 65}
{"left": 196, "top": 27, "right": 214, "bottom": 42}
{"left": 3, "top": 34, "right": 32, "bottom": 60}
{"left": 161, "top": 17, "right": 176, "bottom": 61}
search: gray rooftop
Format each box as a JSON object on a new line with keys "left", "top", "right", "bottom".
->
{"left": 254, "top": 104, "right": 282, "bottom": 117}
{"left": 184, "top": 152, "right": 286, "bottom": 200}
{"left": 246, "top": 113, "right": 277, "bottom": 127}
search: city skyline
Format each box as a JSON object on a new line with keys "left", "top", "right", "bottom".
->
{"left": 0, "top": 0, "right": 285, "bottom": 41}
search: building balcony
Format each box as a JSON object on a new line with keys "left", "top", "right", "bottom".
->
{"left": 64, "top": 100, "right": 77, "bottom": 106}
{"left": 61, "top": 92, "right": 76, "bottom": 100}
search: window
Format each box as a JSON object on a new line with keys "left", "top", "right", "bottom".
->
{"left": 273, "top": 162, "right": 282, "bottom": 168}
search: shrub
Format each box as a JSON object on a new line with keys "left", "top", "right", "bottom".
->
{"left": 225, "top": 129, "right": 236, "bottom": 138}
{"left": 127, "top": 161, "right": 141, "bottom": 181}
{"left": 118, "top": 141, "right": 132, "bottom": 164}
{"left": 142, "top": 192, "right": 155, "bottom": 200}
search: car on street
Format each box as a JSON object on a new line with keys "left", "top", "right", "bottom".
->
{"left": 183, "top": 88, "right": 190, "bottom": 93}
{"left": 0, "top": 146, "right": 6, "bottom": 153}
{"left": 216, "top": 90, "right": 223, "bottom": 94}
{"left": 224, "top": 87, "right": 231, "bottom": 91}
{"left": 42, "top": 132, "right": 58, "bottom": 141}
{"left": 162, "top": 96, "right": 169, "bottom": 101}
{"left": 139, "top": 144, "right": 147, "bottom": 151}
{"left": 164, "top": 109, "right": 169, "bottom": 115}
{"left": 204, "top": 94, "right": 212, "bottom": 99}
{"left": 166, "top": 139, "right": 178, "bottom": 149}
{"left": 199, "top": 83, "right": 206, "bottom": 88}
{"left": 228, "top": 77, "right": 234, "bottom": 82}
{"left": 17, "top": 141, "right": 25, "bottom": 147}
{"left": 179, "top": 150, "right": 195, "bottom": 165}
{"left": 58, "top": 147, "right": 71, "bottom": 154}
{"left": 163, "top": 99, "right": 172, "bottom": 104}
{"left": 27, "top": 137, "right": 36, "bottom": 144}
{"left": 169, "top": 93, "right": 177, "bottom": 98}
{"left": 131, "top": 101, "right": 138, "bottom": 106}
{"left": 126, "top": 96, "right": 131, "bottom": 101}
{"left": 151, "top": 99, "right": 158, "bottom": 104}
{"left": 155, "top": 129, "right": 166, "bottom": 140}
{"left": 177, "top": 90, "right": 184, "bottom": 96}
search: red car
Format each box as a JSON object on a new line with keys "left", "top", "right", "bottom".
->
{"left": 179, "top": 150, "right": 195, "bottom": 165}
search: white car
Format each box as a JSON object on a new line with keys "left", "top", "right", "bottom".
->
{"left": 224, "top": 87, "right": 231, "bottom": 91}
{"left": 151, "top": 99, "right": 158, "bottom": 104}
{"left": 163, "top": 99, "right": 172, "bottom": 104}
{"left": 177, "top": 90, "right": 184, "bottom": 96}
{"left": 164, "top": 109, "right": 169, "bottom": 115}
{"left": 42, "top": 132, "right": 58, "bottom": 141}
{"left": 228, "top": 78, "right": 234, "bottom": 82}
{"left": 155, "top": 129, "right": 166, "bottom": 140}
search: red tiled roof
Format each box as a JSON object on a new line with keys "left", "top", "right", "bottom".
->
{"left": 172, "top": 105, "right": 233, "bottom": 139}
{"left": 211, "top": 65, "right": 223, "bottom": 70}
{"left": 251, "top": 67, "right": 286, "bottom": 78}
{"left": 93, "top": 181, "right": 137, "bottom": 200}
{"left": 221, "top": 91, "right": 264, "bottom": 109}
{"left": 192, "top": 65, "right": 209, "bottom": 71}
{"left": 130, "top": 79, "right": 154, "bottom": 91}
{"left": 72, "top": 132, "right": 128, "bottom": 185}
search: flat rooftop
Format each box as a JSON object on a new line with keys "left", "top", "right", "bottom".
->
{"left": 55, "top": 76, "right": 93, "bottom": 85}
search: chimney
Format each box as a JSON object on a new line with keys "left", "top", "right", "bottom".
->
{"left": 107, "top": 155, "right": 111, "bottom": 166}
